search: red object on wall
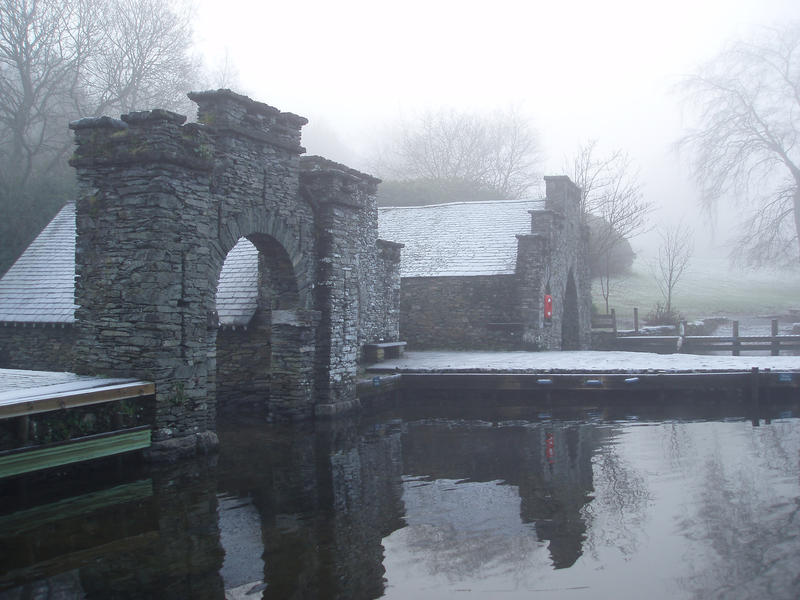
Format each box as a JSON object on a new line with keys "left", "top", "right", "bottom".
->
{"left": 544, "top": 294, "right": 553, "bottom": 320}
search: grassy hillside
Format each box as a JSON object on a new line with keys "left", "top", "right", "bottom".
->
{"left": 594, "top": 255, "right": 800, "bottom": 326}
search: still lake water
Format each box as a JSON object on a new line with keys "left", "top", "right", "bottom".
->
{"left": 1, "top": 395, "right": 799, "bottom": 599}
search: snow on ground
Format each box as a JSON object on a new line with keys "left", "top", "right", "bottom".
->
{"left": 369, "top": 351, "right": 800, "bottom": 373}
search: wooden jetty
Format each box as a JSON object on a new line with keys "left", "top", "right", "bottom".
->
{"left": 0, "top": 369, "right": 155, "bottom": 478}
{"left": 362, "top": 350, "right": 800, "bottom": 396}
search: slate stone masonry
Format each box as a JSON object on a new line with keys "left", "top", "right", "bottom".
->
{"left": 397, "top": 175, "right": 591, "bottom": 351}
{"left": 67, "top": 90, "right": 402, "bottom": 456}
{"left": 0, "top": 325, "right": 77, "bottom": 371}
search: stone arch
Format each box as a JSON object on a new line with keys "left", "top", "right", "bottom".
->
{"left": 214, "top": 207, "right": 315, "bottom": 311}
{"left": 561, "top": 268, "right": 580, "bottom": 350}
{"left": 212, "top": 208, "right": 318, "bottom": 421}
{"left": 67, "top": 90, "right": 398, "bottom": 455}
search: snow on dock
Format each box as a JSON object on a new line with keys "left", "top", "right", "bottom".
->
{"left": 0, "top": 369, "right": 154, "bottom": 419}
{"left": 366, "top": 350, "right": 800, "bottom": 374}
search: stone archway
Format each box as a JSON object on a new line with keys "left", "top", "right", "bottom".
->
{"left": 561, "top": 269, "right": 580, "bottom": 350}
{"left": 68, "top": 90, "right": 401, "bottom": 456}
{"left": 215, "top": 232, "right": 312, "bottom": 419}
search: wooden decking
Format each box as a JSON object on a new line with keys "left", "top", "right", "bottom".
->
{"left": 0, "top": 369, "right": 154, "bottom": 419}
{"left": 363, "top": 350, "right": 800, "bottom": 394}
{"left": 0, "top": 369, "right": 155, "bottom": 478}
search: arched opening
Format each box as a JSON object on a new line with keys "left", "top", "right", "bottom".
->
{"left": 561, "top": 269, "right": 580, "bottom": 350}
{"left": 215, "top": 233, "right": 308, "bottom": 418}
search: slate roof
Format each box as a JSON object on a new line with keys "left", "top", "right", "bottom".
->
{"left": 378, "top": 199, "right": 544, "bottom": 277}
{"left": 0, "top": 203, "right": 77, "bottom": 323}
{"left": 0, "top": 204, "right": 260, "bottom": 326}
{"left": 215, "top": 239, "right": 259, "bottom": 326}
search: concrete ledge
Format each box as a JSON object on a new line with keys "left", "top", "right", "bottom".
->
{"left": 314, "top": 398, "right": 362, "bottom": 419}
{"left": 143, "top": 431, "right": 219, "bottom": 463}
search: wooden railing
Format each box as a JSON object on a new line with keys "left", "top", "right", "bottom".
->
{"left": 613, "top": 316, "right": 800, "bottom": 356}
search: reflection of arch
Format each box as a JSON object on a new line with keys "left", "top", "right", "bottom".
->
{"left": 562, "top": 269, "right": 579, "bottom": 350}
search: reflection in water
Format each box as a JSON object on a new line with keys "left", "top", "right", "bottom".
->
{"left": 583, "top": 427, "right": 652, "bottom": 560}
{"left": 674, "top": 421, "right": 800, "bottom": 600}
{"left": 0, "top": 400, "right": 799, "bottom": 600}
{"left": 0, "top": 458, "right": 224, "bottom": 599}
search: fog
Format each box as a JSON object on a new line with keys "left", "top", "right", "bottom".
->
{"left": 193, "top": 0, "right": 799, "bottom": 261}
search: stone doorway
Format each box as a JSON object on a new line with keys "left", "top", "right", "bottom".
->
{"left": 215, "top": 234, "right": 317, "bottom": 421}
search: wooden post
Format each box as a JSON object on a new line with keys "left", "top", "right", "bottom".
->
{"left": 771, "top": 319, "right": 779, "bottom": 356}
{"left": 678, "top": 320, "right": 687, "bottom": 354}
{"left": 750, "top": 366, "right": 760, "bottom": 426}
{"left": 16, "top": 416, "right": 29, "bottom": 444}
{"left": 634, "top": 307, "right": 639, "bottom": 333}
{"left": 611, "top": 308, "right": 617, "bottom": 335}
{"left": 732, "top": 320, "right": 740, "bottom": 356}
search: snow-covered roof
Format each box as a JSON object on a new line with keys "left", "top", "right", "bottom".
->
{"left": 0, "top": 205, "right": 259, "bottom": 327}
{"left": 215, "top": 239, "right": 259, "bottom": 326}
{"left": 0, "top": 203, "right": 77, "bottom": 323}
{"left": 378, "top": 199, "right": 543, "bottom": 277}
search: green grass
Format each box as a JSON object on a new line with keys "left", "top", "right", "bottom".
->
{"left": 594, "top": 255, "right": 800, "bottom": 325}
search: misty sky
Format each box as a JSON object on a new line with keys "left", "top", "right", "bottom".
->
{"left": 193, "top": 0, "right": 799, "bottom": 255}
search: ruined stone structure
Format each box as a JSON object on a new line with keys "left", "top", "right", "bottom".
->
{"left": 0, "top": 90, "right": 401, "bottom": 454}
{"left": 379, "top": 176, "right": 591, "bottom": 350}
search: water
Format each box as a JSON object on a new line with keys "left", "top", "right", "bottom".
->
{"left": 1, "top": 399, "right": 799, "bottom": 599}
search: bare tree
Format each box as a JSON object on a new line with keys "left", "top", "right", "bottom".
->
{"left": 375, "top": 106, "right": 541, "bottom": 200}
{"left": 0, "top": 0, "right": 200, "bottom": 273}
{"left": 568, "top": 140, "right": 652, "bottom": 312}
{"left": 80, "top": 0, "right": 198, "bottom": 117}
{"left": 205, "top": 48, "right": 241, "bottom": 91}
{"left": 0, "top": 0, "right": 92, "bottom": 193}
{"left": 652, "top": 222, "right": 694, "bottom": 315}
{"left": 679, "top": 22, "right": 800, "bottom": 265}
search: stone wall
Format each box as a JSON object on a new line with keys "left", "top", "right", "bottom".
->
{"left": 363, "top": 239, "right": 403, "bottom": 346}
{"left": 70, "top": 109, "right": 220, "bottom": 447}
{"left": 299, "top": 156, "right": 402, "bottom": 414}
{"left": 400, "top": 275, "right": 522, "bottom": 349}
{"left": 513, "top": 176, "right": 591, "bottom": 350}
{"left": 0, "top": 324, "right": 76, "bottom": 371}
{"left": 397, "top": 175, "right": 591, "bottom": 351}
{"left": 216, "top": 316, "right": 271, "bottom": 414}
{"left": 1, "top": 90, "right": 400, "bottom": 453}
{"left": 64, "top": 90, "right": 400, "bottom": 455}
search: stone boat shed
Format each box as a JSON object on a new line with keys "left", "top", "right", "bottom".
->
{"left": 378, "top": 176, "right": 592, "bottom": 350}
{"left": 0, "top": 90, "right": 403, "bottom": 454}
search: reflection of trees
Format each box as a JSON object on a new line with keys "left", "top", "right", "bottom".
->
{"left": 396, "top": 477, "right": 542, "bottom": 583}
{"left": 582, "top": 427, "right": 652, "bottom": 559}
{"left": 678, "top": 422, "right": 800, "bottom": 600}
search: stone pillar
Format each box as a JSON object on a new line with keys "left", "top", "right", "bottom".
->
{"left": 520, "top": 175, "right": 591, "bottom": 351}
{"left": 300, "top": 157, "right": 381, "bottom": 417}
{"left": 544, "top": 176, "right": 592, "bottom": 351}
{"left": 269, "top": 309, "right": 320, "bottom": 420}
{"left": 516, "top": 233, "right": 550, "bottom": 350}
{"left": 372, "top": 240, "right": 404, "bottom": 342}
{"left": 69, "top": 109, "right": 218, "bottom": 456}
{"left": 544, "top": 175, "right": 582, "bottom": 219}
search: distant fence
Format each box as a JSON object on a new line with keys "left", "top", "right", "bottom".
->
{"left": 592, "top": 311, "right": 800, "bottom": 356}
